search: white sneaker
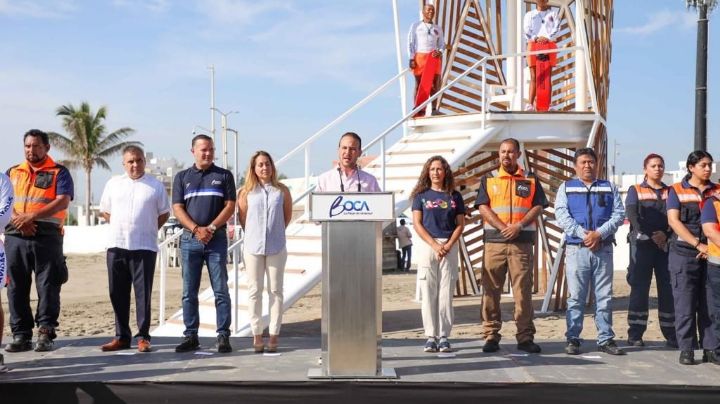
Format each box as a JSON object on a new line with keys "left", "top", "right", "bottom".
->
{"left": 524, "top": 104, "right": 535, "bottom": 111}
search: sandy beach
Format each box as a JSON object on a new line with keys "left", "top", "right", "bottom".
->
{"left": 1, "top": 253, "right": 667, "bottom": 345}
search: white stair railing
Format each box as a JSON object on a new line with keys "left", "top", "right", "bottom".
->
{"left": 154, "top": 44, "right": 594, "bottom": 329}
{"left": 227, "top": 236, "right": 244, "bottom": 334}
{"left": 275, "top": 68, "right": 411, "bottom": 194}
{"left": 157, "top": 230, "right": 183, "bottom": 327}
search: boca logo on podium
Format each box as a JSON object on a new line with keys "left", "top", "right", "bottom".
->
{"left": 329, "top": 196, "right": 371, "bottom": 218}
{"left": 310, "top": 192, "right": 394, "bottom": 222}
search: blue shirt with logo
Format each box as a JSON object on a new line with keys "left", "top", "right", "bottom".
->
{"left": 412, "top": 189, "right": 465, "bottom": 239}
{"left": 172, "top": 164, "right": 236, "bottom": 228}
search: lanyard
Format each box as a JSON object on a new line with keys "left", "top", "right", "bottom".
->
{"left": 337, "top": 168, "right": 361, "bottom": 192}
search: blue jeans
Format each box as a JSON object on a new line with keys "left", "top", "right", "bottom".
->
{"left": 180, "top": 231, "right": 231, "bottom": 337}
{"left": 565, "top": 244, "right": 615, "bottom": 345}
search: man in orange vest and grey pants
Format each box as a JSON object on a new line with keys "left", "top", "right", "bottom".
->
{"left": 4, "top": 130, "right": 73, "bottom": 353}
{"left": 474, "top": 138, "right": 548, "bottom": 353}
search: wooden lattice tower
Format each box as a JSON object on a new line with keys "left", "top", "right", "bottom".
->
{"left": 422, "top": 0, "right": 613, "bottom": 309}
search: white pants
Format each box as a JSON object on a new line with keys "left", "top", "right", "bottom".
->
{"left": 244, "top": 248, "right": 287, "bottom": 336}
{"left": 418, "top": 238, "right": 458, "bottom": 338}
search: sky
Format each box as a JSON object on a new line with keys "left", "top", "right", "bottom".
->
{"left": 0, "top": 0, "right": 718, "bottom": 204}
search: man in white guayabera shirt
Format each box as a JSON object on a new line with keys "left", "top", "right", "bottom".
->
{"left": 98, "top": 145, "right": 170, "bottom": 353}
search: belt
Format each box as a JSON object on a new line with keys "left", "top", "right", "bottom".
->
{"left": 566, "top": 240, "right": 614, "bottom": 248}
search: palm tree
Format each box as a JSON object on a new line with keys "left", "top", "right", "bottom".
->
{"left": 685, "top": 0, "right": 718, "bottom": 151}
{"left": 48, "top": 102, "right": 141, "bottom": 225}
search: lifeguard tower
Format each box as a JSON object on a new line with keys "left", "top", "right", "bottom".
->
{"left": 152, "top": 0, "right": 614, "bottom": 337}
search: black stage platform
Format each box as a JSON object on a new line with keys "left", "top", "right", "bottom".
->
{"left": 1, "top": 337, "right": 719, "bottom": 403}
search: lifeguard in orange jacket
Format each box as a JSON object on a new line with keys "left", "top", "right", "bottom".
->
{"left": 667, "top": 150, "right": 720, "bottom": 365}
{"left": 474, "top": 138, "right": 548, "bottom": 354}
{"left": 624, "top": 154, "right": 676, "bottom": 348}
{"left": 4, "top": 129, "right": 74, "bottom": 354}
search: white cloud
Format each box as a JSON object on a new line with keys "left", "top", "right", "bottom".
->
{"left": 616, "top": 9, "right": 697, "bottom": 35}
{"left": 0, "top": 0, "right": 76, "bottom": 18}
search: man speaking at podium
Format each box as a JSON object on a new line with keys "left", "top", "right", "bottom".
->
{"left": 316, "top": 132, "right": 381, "bottom": 193}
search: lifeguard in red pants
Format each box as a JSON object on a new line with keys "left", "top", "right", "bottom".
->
{"left": 408, "top": 2, "right": 445, "bottom": 116}
{"left": 523, "top": 0, "right": 560, "bottom": 111}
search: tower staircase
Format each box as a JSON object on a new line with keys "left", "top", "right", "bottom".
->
{"left": 152, "top": 0, "right": 613, "bottom": 337}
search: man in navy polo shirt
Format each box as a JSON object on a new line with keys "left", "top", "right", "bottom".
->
{"left": 172, "top": 134, "right": 236, "bottom": 353}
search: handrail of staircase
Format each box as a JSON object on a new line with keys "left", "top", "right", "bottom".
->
{"left": 155, "top": 228, "right": 246, "bottom": 331}
{"left": 363, "top": 46, "right": 584, "bottom": 154}
{"left": 275, "top": 67, "right": 411, "bottom": 169}
{"left": 293, "top": 184, "right": 316, "bottom": 205}
{"left": 228, "top": 235, "right": 244, "bottom": 334}
{"left": 157, "top": 230, "right": 183, "bottom": 327}
{"left": 480, "top": 46, "right": 584, "bottom": 129}
{"left": 291, "top": 184, "right": 317, "bottom": 217}
{"left": 360, "top": 45, "right": 585, "bottom": 203}
{"left": 360, "top": 51, "right": 494, "bottom": 192}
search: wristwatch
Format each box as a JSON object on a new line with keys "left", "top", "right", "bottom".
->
{"left": 208, "top": 223, "right": 217, "bottom": 232}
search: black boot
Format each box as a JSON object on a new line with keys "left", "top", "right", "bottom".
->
{"left": 5, "top": 335, "right": 32, "bottom": 353}
{"left": 679, "top": 350, "right": 694, "bottom": 365}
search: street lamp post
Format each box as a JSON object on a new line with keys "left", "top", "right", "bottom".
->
{"left": 210, "top": 108, "right": 238, "bottom": 170}
{"left": 226, "top": 127, "right": 240, "bottom": 240}
{"left": 612, "top": 140, "right": 620, "bottom": 184}
{"left": 686, "top": 0, "right": 718, "bottom": 151}
{"left": 208, "top": 65, "right": 216, "bottom": 141}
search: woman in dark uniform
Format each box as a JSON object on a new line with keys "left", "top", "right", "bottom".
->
{"left": 625, "top": 154, "right": 676, "bottom": 348}
{"left": 667, "top": 150, "right": 720, "bottom": 365}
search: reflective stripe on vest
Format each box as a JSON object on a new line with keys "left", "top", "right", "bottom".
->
{"left": 8, "top": 155, "right": 68, "bottom": 227}
{"left": 634, "top": 184, "right": 668, "bottom": 201}
{"left": 670, "top": 182, "right": 720, "bottom": 246}
{"left": 564, "top": 178, "right": 615, "bottom": 244}
{"left": 483, "top": 167, "right": 537, "bottom": 233}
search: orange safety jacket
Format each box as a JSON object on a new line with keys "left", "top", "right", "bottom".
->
{"left": 706, "top": 197, "right": 720, "bottom": 265}
{"left": 669, "top": 182, "right": 720, "bottom": 253}
{"left": 7, "top": 155, "right": 70, "bottom": 235}
{"left": 484, "top": 166, "right": 537, "bottom": 243}
{"left": 634, "top": 184, "right": 668, "bottom": 201}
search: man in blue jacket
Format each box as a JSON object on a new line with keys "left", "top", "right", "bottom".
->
{"left": 555, "top": 148, "right": 625, "bottom": 355}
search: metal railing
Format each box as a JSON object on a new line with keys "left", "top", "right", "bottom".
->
{"left": 155, "top": 228, "right": 245, "bottom": 332}
{"left": 274, "top": 44, "right": 591, "bottom": 219}
{"left": 228, "top": 235, "right": 244, "bottom": 334}
{"left": 156, "top": 230, "right": 183, "bottom": 327}
{"left": 154, "top": 43, "right": 596, "bottom": 328}
{"left": 479, "top": 46, "right": 591, "bottom": 129}
{"left": 275, "top": 68, "right": 411, "bottom": 194}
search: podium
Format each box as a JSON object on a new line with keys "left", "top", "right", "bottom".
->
{"left": 307, "top": 192, "right": 397, "bottom": 379}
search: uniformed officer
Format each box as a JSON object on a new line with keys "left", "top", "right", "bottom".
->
{"left": 474, "top": 138, "right": 548, "bottom": 354}
{"left": 4, "top": 129, "right": 74, "bottom": 353}
{"left": 624, "top": 154, "right": 676, "bottom": 347}
{"left": 667, "top": 150, "right": 720, "bottom": 365}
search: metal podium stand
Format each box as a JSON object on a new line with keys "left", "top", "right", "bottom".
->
{"left": 307, "top": 192, "right": 397, "bottom": 379}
